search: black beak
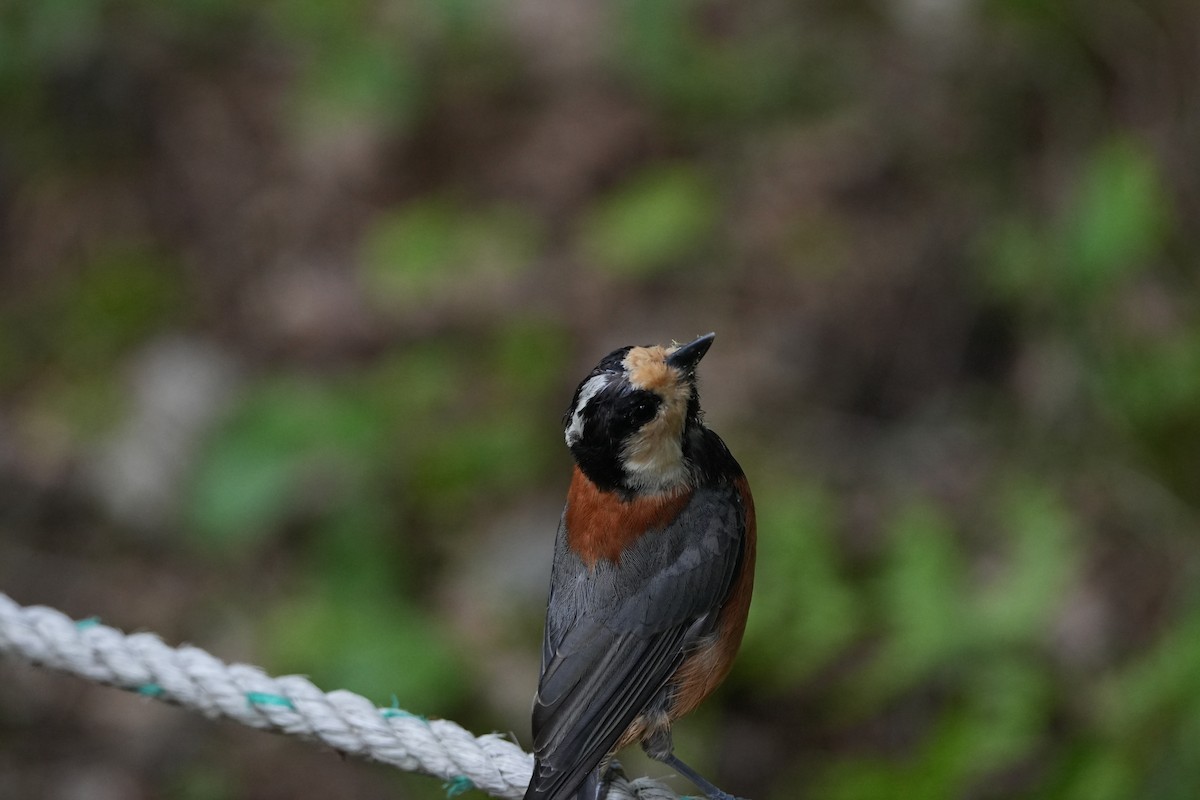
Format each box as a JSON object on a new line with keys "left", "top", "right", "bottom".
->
{"left": 666, "top": 332, "right": 716, "bottom": 372}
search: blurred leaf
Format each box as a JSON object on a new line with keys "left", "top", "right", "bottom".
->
{"left": 982, "top": 135, "right": 1167, "bottom": 309}
{"left": 266, "top": 501, "right": 460, "bottom": 711}
{"left": 170, "top": 0, "right": 245, "bottom": 18}
{"left": 424, "top": 0, "right": 503, "bottom": 45}
{"left": 1095, "top": 332, "right": 1200, "bottom": 428}
{"left": 613, "top": 0, "right": 837, "bottom": 123}
{"left": 0, "top": 0, "right": 104, "bottom": 76}
{"left": 582, "top": 165, "right": 718, "bottom": 276}
{"left": 186, "top": 378, "right": 386, "bottom": 547}
{"left": 1, "top": 242, "right": 182, "bottom": 434}
{"left": 30, "top": 370, "right": 124, "bottom": 441}
{"left": 1077, "top": 606, "right": 1200, "bottom": 799}
{"left": 58, "top": 243, "right": 185, "bottom": 366}
{"left": 1092, "top": 331, "right": 1200, "bottom": 495}
{"left": 1101, "top": 607, "right": 1200, "bottom": 740}
{"left": 366, "top": 201, "right": 460, "bottom": 290}
{"left": 491, "top": 320, "right": 571, "bottom": 400}
{"left": 305, "top": 497, "right": 401, "bottom": 598}
{"left": 814, "top": 760, "right": 904, "bottom": 800}
{"left": 741, "top": 481, "right": 860, "bottom": 685}
{"left": 983, "top": 215, "right": 1049, "bottom": 302}
{"left": 1144, "top": 711, "right": 1200, "bottom": 800}
{"left": 265, "top": 0, "right": 434, "bottom": 130}
{"left": 296, "top": 37, "right": 423, "bottom": 127}
{"left": 1, "top": 241, "right": 183, "bottom": 381}
{"left": 975, "top": 479, "right": 1077, "bottom": 643}
{"left": 362, "top": 200, "right": 541, "bottom": 309}
{"left": 415, "top": 416, "right": 545, "bottom": 518}
{"left": 955, "top": 656, "right": 1050, "bottom": 769}
{"left": 864, "top": 501, "right": 968, "bottom": 697}
{"left": 265, "top": 587, "right": 468, "bottom": 714}
{"left": 368, "top": 341, "right": 472, "bottom": 426}
{"left": 239, "top": 440, "right": 471, "bottom": 711}
{"left": 267, "top": 0, "right": 371, "bottom": 41}
{"left": 818, "top": 657, "right": 1050, "bottom": 800}
{"left": 1058, "top": 751, "right": 1139, "bottom": 800}
{"left": 363, "top": 328, "right": 562, "bottom": 524}
{"left": 166, "top": 763, "right": 237, "bottom": 800}
{"left": 1064, "top": 137, "right": 1166, "bottom": 292}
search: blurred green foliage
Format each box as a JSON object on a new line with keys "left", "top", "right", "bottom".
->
{"left": 2, "top": 1, "right": 1199, "bottom": 799}
{"left": 363, "top": 200, "right": 542, "bottom": 309}
{"left": 741, "top": 481, "right": 860, "bottom": 686}
{"left": 582, "top": 165, "right": 719, "bottom": 276}
{"left": 187, "top": 378, "right": 387, "bottom": 546}
{"left": 0, "top": 239, "right": 183, "bottom": 435}
{"left": 986, "top": 136, "right": 1167, "bottom": 307}
{"left": 613, "top": 0, "right": 839, "bottom": 123}
{"left": 182, "top": 326, "right": 567, "bottom": 721}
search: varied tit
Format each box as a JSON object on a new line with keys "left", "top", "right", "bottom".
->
{"left": 525, "top": 332, "right": 756, "bottom": 800}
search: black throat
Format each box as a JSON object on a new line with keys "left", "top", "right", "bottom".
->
{"left": 569, "top": 439, "right": 630, "bottom": 496}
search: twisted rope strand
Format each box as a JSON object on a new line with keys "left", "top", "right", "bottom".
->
{"left": 0, "top": 592, "right": 683, "bottom": 800}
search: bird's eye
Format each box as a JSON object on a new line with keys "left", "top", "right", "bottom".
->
{"left": 627, "top": 394, "right": 659, "bottom": 425}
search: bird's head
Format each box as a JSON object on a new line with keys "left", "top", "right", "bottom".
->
{"left": 563, "top": 332, "right": 715, "bottom": 495}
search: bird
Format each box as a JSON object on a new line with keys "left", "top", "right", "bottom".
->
{"left": 524, "top": 332, "right": 756, "bottom": 800}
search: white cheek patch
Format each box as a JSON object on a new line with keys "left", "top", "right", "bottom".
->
{"left": 565, "top": 374, "right": 609, "bottom": 446}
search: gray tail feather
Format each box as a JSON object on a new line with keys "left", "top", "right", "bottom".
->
{"left": 576, "top": 770, "right": 602, "bottom": 800}
{"left": 523, "top": 766, "right": 603, "bottom": 800}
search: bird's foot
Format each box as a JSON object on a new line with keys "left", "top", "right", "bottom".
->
{"left": 655, "top": 753, "right": 748, "bottom": 800}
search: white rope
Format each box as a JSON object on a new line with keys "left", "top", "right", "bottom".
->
{"left": 0, "top": 592, "right": 682, "bottom": 800}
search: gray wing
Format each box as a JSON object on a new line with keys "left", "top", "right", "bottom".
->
{"left": 525, "top": 485, "right": 746, "bottom": 800}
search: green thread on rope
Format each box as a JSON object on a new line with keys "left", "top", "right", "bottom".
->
{"left": 75, "top": 616, "right": 101, "bottom": 630}
{"left": 444, "top": 775, "right": 474, "bottom": 797}
{"left": 382, "top": 696, "right": 427, "bottom": 722}
{"left": 381, "top": 708, "right": 428, "bottom": 722}
{"left": 246, "top": 691, "right": 295, "bottom": 709}
{"left": 138, "top": 683, "right": 163, "bottom": 697}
